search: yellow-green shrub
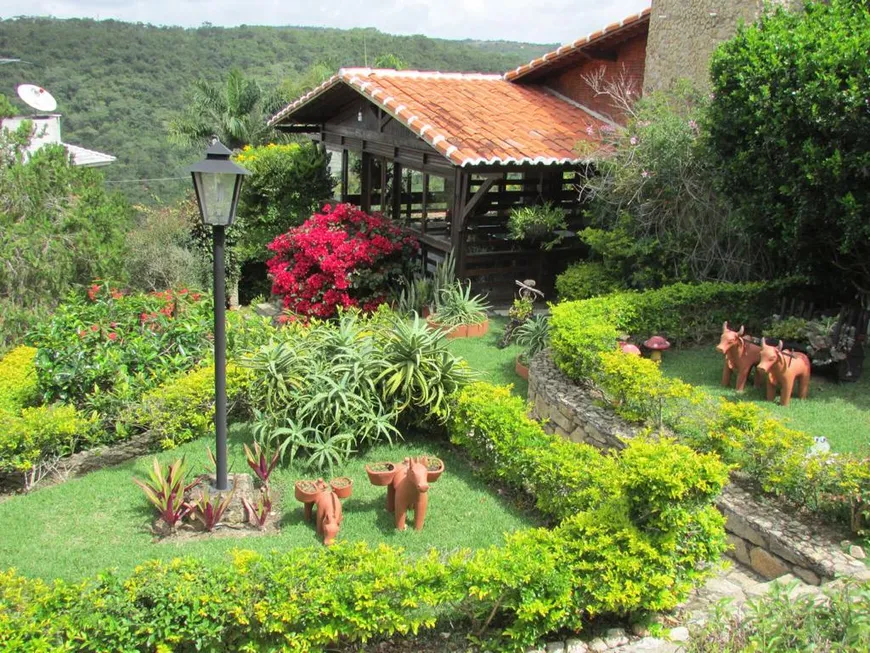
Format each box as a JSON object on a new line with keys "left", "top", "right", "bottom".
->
{"left": 0, "top": 346, "right": 38, "bottom": 411}
{"left": 121, "top": 363, "right": 252, "bottom": 449}
{"left": 549, "top": 282, "right": 870, "bottom": 529}
{"left": 0, "top": 404, "right": 95, "bottom": 473}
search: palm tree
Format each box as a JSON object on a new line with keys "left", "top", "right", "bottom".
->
{"left": 169, "top": 68, "right": 274, "bottom": 150}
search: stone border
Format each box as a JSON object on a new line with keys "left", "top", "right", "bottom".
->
{"left": 0, "top": 431, "right": 157, "bottom": 494}
{"left": 528, "top": 351, "right": 869, "bottom": 584}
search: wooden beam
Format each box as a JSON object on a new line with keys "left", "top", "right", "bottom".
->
{"left": 460, "top": 177, "right": 496, "bottom": 224}
{"left": 360, "top": 151, "right": 372, "bottom": 213}
{"left": 391, "top": 161, "right": 402, "bottom": 221}
{"left": 340, "top": 149, "right": 349, "bottom": 203}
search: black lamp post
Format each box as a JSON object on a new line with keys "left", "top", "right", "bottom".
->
{"left": 188, "top": 139, "right": 250, "bottom": 491}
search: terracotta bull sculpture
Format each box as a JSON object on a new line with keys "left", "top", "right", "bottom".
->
{"left": 295, "top": 478, "right": 347, "bottom": 546}
{"left": 716, "top": 322, "right": 764, "bottom": 392}
{"left": 757, "top": 339, "right": 811, "bottom": 407}
{"left": 387, "top": 457, "right": 431, "bottom": 531}
{"left": 313, "top": 490, "right": 343, "bottom": 546}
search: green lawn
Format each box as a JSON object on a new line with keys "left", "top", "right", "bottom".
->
{"left": 0, "top": 424, "right": 539, "bottom": 582}
{"left": 661, "top": 346, "right": 870, "bottom": 455}
{"left": 447, "top": 316, "right": 528, "bottom": 397}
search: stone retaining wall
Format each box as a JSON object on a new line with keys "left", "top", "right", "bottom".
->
{"left": 528, "top": 351, "right": 869, "bottom": 584}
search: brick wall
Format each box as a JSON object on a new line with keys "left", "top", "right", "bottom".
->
{"left": 536, "top": 32, "right": 647, "bottom": 123}
{"left": 644, "top": 0, "right": 798, "bottom": 92}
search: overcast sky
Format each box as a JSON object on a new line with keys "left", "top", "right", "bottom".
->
{"left": 1, "top": 1, "right": 651, "bottom": 44}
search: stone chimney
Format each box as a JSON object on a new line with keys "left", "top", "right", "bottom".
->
{"left": 644, "top": 0, "right": 798, "bottom": 92}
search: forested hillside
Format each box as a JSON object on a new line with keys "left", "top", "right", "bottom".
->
{"left": 0, "top": 18, "right": 552, "bottom": 202}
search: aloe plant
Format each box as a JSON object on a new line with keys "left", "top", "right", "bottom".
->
{"left": 431, "top": 281, "right": 490, "bottom": 327}
{"left": 133, "top": 457, "right": 199, "bottom": 528}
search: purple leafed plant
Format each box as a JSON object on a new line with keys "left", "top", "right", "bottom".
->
{"left": 190, "top": 478, "right": 237, "bottom": 532}
{"left": 244, "top": 442, "right": 280, "bottom": 485}
{"left": 242, "top": 487, "right": 272, "bottom": 530}
{"left": 133, "top": 457, "right": 199, "bottom": 528}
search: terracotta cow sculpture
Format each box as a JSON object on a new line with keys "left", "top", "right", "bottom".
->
{"left": 313, "top": 489, "right": 343, "bottom": 546}
{"left": 716, "top": 322, "right": 764, "bottom": 392}
{"left": 757, "top": 339, "right": 811, "bottom": 407}
{"left": 388, "top": 457, "right": 431, "bottom": 531}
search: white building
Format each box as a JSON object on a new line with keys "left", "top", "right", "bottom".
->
{"left": 1, "top": 114, "right": 116, "bottom": 167}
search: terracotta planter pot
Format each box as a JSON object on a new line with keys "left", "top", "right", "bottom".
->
{"left": 330, "top": 476, "right": 354, "bottom": 499}
{"left": 425, "top": 457, "right": 444, "bottom": 483}
{"left": 295, "top": 479, "right": 326, "bottom": 503}
{"left": 421, "top": 306, "right": 432, "bottom": 319}
{"left": 365, "top": 462, "right": 397, "bottom": 486}
{"left": 465, "top": 319, "right": 489, "bottom": 338}
{"left": 515, "top": 355, "right": 529, "bottom": 380}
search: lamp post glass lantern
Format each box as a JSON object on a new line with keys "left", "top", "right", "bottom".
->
{"left": 188, "top": 139, "right": 250, "bottom": 491}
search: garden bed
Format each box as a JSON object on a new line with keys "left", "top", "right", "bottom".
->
{"left": 0, "top": 425, "right": 540, "bottom": 582}
{"left": 661, "top": 346, "right": 870, "bottom": 455}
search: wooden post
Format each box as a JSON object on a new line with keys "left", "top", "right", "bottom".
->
{"left": 340, "top": 149, "right": 349, "bottom": 203}
{"left": 361, "top": 151, "right": 372, "bottom": 213}
{"left": 391, "top": 160, "right": 402, "bottom": 221}
{"left": 421, "top": 173, "right": 429, "bottom": 229}
{"left": 450, "top": 168, "right": 468, "bottom": 280}
{"left": 380, "top": 157, "right": 388, "bottom": 213}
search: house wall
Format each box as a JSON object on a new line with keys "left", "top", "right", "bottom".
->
{"left": 644, "top": 0, "right": 798, "bottom": 92}
{"left": 535, "top": 31, "right": 648, "bottom": 123}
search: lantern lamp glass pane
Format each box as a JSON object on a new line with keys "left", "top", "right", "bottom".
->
{"left": 195, "top": 172, "right": 237, "bottom": 226}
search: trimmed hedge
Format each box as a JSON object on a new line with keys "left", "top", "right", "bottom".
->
{"left": 550, "top": 282, "right": 870, "bottom": 530}
{"left": 0, "top": 382, "right": 728, "bottom": 651}
{"left": 0, "top": 346, "right": 38, "bottom": 411}
{"left": 118, "top": 363, "right": 252, "bottom": 449}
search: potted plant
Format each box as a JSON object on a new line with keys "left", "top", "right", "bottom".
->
{"left": 514, "top": 315, "right": 550, "bottom": 380}
{"left": 427, "top": 281, "right": 491, "bottom": 339}
{"left": 424, "top": 456, "right": 444, "bottom": 482}
{"left": 329, "top": 476, "right": 354, "bottom": 499}
{"left": 507, "top": 202, "right": 569, "bottom": 250}
{"left": 295, "top": 478, "right": 326, "bottom": 503}
{"left": 365, "top": 462, "right": 397, "bottom": 486}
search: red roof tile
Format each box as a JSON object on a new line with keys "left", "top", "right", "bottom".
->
{"left": 505, "top": 7, "right": 651, "bottom": 82}
{"left": 269, "top": 69, "right": 608, "bottom": 167}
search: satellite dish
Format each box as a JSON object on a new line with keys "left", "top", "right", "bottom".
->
{"left": 17, "top": 84, "right": 57, "bottom": 112}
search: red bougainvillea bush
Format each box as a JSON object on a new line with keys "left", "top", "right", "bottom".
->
{"left": 267, "top": 203, "right": 419, "bottom": 319}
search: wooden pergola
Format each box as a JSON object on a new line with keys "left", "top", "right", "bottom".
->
{"left": 270, "top": 69, "right": 609, "bottom": 300}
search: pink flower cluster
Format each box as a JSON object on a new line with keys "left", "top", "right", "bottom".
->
{"left": 267, "top": 203, "right": 418, "bottom": 319}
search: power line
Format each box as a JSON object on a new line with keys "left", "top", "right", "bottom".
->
{"left": 104, "top": 176, "right": 188, "bottom": 184}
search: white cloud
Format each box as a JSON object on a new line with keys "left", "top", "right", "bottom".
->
{"left": 1, "top": 0, "right": 650, "bottom": 43}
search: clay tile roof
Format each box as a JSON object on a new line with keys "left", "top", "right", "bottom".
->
{"left": 505, "top": 6, "right": 651, "bottom": 82}
{"left": 269, "top": 68, "right": 608, "bottom": 167}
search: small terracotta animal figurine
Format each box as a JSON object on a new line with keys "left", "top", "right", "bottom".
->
{"left": 388, "top": 457, "right": 432, "bottom": 531}
{"left": 314, "top": 489, "right": 343, "bottom": 546}
{"left": 716, "top": 322, "right": 764, "bottom": 392}
{"left": 295, "top": 478, "right": 348, "bottom": 546}
{"left": 757, "top": 339, "right": 811, "bottom": 407}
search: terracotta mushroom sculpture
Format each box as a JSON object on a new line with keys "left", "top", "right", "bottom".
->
{"left": 644, "top": 335, "right": 671, "bottom": 362}
{"left": 618, "top": 338, "right": 642, "bottom": 356}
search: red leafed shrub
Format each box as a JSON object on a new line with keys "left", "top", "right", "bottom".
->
{"left": 266, "top": 203, "right": 418, "bottom": 319}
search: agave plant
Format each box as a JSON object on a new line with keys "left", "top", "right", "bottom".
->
{"left": 133, "top": 457, "right": 199, "bottom": 528}
{"left": 242, "top": 487, "right": 273, "bottom": 530}
{"left": 243, "top": 441, "right": 280, "bottom": 485}
{"left": 515, "top": 315, "right": 550, "bottom": 364}
{"left": 432, "top": 281, "right": 490, "bottom": 327}
{"left": 189, "top": 477, "right": 237, "bottom": 532}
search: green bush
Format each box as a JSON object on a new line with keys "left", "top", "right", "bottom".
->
{"left": 28, "top": 285, "right": 213, "bottom": 420}
{"left": 549, "top": 282, "right": 870, "bottom": 530}
{"left": 119, "top": 363, "right": 252, "bottom": 449}
{"left": 555, "top": 261, "right": 624, "bottom": 301}
{"left": 0, "top": 346, "right": 38, "bottom": 411}
{"left": 708, "top": 1, "right": 870, "bottom": 296}
{"left": 0, "top": 381, "right": 728, "bottom": 652}
{"left": 690, "top": 579, "right": 870, "bottom": 652}
{"left": 0, "top": 404, "right": 95, "bottom": 474}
